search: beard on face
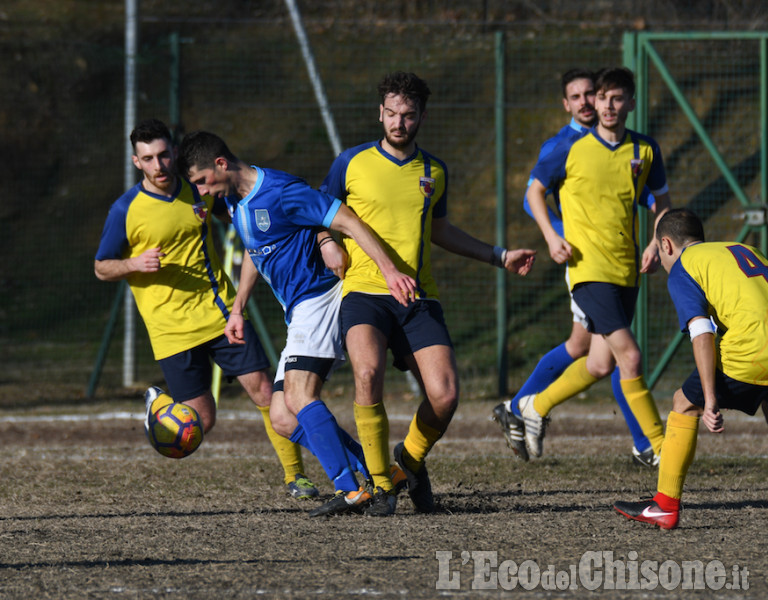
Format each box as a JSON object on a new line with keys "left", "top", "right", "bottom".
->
{"left": 383, "top": 123, "right": 420, "bottom": 150}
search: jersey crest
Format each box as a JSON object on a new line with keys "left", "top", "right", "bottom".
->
{"left": 192, "top": 201, "right": 208, "bottom": 222}
{"left": 419, "top": 176, "right": 436, "bottom": 198}
{"left": 630, "top": 158, "right": 644, "bottom": 178}
{"left": 255, "top": 209, "right": 271, "bottom": 232}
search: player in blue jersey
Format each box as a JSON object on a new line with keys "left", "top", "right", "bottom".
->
{"left": 492, "top": 68, "right": 656, "bottom": 467}
{"left": 321, "top": 72, "right": 537, "bottom": 514}
{"left": 95, "top": 119, "right": 319, "bottom": 500}
{"left": 178, "top": 130, "right": 417, "bottom": 517}
{"left": 521, "top": 67, "right": 670, "bottom": 460}
{"left": 614, "top": 208, "right": 768, "bottom": 529}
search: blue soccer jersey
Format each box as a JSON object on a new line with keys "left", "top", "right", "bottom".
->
{"left": 667, "top": 241, "right": 768, "bottom": 385}
{"left": 230, "top": 166, "right": 342, "bottom": 323}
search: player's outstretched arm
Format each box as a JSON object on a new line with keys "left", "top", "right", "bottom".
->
{"left": 224, "top": 255, "right": 260, "bottom": 345}
{"left": 430, "top": 216, "right": 536, "bottom": 274}
{"left": 527, "top": 179, "right": 571, "bottom": 264}
{"left": 94, "top": 247, "right": 166, "bottom": 281}
{"left": 690, "top": 321, "right": 723, "bottom": 433}
{"left": 330, "top": 204, "right": 416, "bottom": 305}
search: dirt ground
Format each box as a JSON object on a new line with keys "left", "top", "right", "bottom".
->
{"left": 0, "top": 393, "right": 766, "bottom": 599}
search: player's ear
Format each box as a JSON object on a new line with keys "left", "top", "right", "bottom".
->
{"left": 659, "top": 236, "right": 674, "bottom": 256}
{"left": 378, "top": 104, "right": 384, "bottom": 123}
{"left": 131, "top": 154, "right": 141, "bottom": 171}
{"left": 628, "top": 97, "right": 636, "bottom": 112}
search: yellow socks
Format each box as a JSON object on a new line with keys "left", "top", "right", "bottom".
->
{"left": 402, "top": 413, "right": 443, "bottom": 473}
{"left": 657, "top": 411, "right": 699, "bottom": 501}
{"left": 354, "top": 402, "right": 392, "bottom": 492}
{"left": 621, "top": 376, "right": 665, "bottom": 455}
{"left": 258, "top": 405, "right": 304, "bottom": 485}
{"left": 534, "top": 357, "right": 598, "bottom": 417}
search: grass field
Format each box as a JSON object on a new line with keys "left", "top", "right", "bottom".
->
{"left": 0, "top": 391, "right": 766, "bottom": 599}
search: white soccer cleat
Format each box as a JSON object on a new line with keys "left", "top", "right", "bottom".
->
{"left": 143, "top": 386, "right": 167, "bottom": 434}
{"left": 518, "top": 394, "right": 548, "bottom": 458}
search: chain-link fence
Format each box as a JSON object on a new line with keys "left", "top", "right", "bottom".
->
{"left": 2, "top": 1, "right": 766, "bottom": 404}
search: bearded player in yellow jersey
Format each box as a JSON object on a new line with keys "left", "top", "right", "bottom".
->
{"left": 523, "top": 67, "right": 671, "bottom": 461}
{"left": 321, "top": 72, "right": 537, "bottom": 514}
{"left": 615, "top": 208, "right": 768, "bottom": 529}
{"left": 95, "top": 119, "right": 318, "bottom": 500}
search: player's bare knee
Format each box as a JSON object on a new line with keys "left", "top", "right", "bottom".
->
{"left": 672, "top": 388, "right": 701, "bottom": 416}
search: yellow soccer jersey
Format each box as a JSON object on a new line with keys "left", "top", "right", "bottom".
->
{"left": 669, "top": 242, "right": 768, "bottom": 385}
{"left": 96, "top": 178, "right": 236, "bottom": 359}
{"left": 532, "top": 129, "right": 667, "bottom": 288}
{"left": 321, "top": 141, "right": 448, "bottom": 299}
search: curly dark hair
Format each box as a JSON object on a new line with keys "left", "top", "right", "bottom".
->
{"left": 377, "top": 72, "right": 431, "bottom": 113}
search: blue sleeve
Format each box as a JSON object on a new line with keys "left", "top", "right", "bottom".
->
{"left": 320, "top": 152, "right": 352, "bottom": 200}
{"left": 280, "top": 180, "right": 340, "bottom": 228}
{"left": 94, "top": 191, "right": 134, "bottom": 261}
{"left": 639, "top": 188, "right": 655, "bottom": 210}
{"left": 530, "top": 138, "right": 570, "bottom": 194}
{"left": 667, "top": 259, "right": 709, "bottom": 331}
{"left": 645, "top": 140, "right": 667, "bottom": 193}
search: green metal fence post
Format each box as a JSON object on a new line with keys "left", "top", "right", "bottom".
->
{"left": 495, "top": 30, "right": 508, "bottom": 397}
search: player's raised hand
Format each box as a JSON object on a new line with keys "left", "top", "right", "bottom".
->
{"left": 132, "top": 247, "right": 166, "bottom": 273}
{"left": 504, "top": 248, "right": 537, "bottom": 275}
{"left": 224, "top": 313, "right": 247, "bottom": 345}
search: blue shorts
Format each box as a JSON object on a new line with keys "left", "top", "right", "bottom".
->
{"left": 572, "top": 282, "right": 638, "bottom": 335}
{"left": 682, "top": 368, "right": 768, "bottom": 416}
{"left": 158, "top": 320, "right": 270, "bottom": 402}
{"left": 340, "top": 293, "right": 453, "bottom": 371}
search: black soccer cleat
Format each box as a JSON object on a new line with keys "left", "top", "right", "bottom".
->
{"left": 613, "top": 499, "right": 679, "bottom": 530}
{"left": 394, "top": 442, "right": 435, "bottom": 513}
{"left": 492, "top": 401, "right": 529, "bottom": 461}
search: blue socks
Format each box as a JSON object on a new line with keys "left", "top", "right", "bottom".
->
{"left": 511, "top": 342, "right": 574, "bottom": 416}
{"left": 291, "top": 400, "right": 366, "bottom": 492}
{"left": 611, "top": 368, "right": 651, "bottom": 452}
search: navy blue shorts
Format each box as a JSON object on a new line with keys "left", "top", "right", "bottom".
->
{"left": 572, "top": 282, "right": 638, "bottom": 335}
{"left": 158, "top": 320, "right": 270, "bottom": 402}
{"left": 340, "top": 293, "right": 453, "bottom": 371}
{"left": 682, "top": 368, "right": 768, "bottom": 416}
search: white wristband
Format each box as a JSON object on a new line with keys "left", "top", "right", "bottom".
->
{"left": 688, "top": 318, "right": 715, "bottom": 341}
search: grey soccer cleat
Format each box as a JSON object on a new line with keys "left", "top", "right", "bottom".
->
{"left": 518, "top": 394, "right": 549, "bottom": 458}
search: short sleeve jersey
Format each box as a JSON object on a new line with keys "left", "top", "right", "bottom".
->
{"left": 321, "top": 141, "right": 448, "bottom": 299}
{"left": 230, "top": 166, "right": 342, "bottom": 324}
{"left": 95, "top": 178, "right": 235, "bottom": 360}
{"left": 667, "top": 242, "right": 768, "bottom": 385}
{"left": 531, "top": 128, "right": 667, "bottom": 288}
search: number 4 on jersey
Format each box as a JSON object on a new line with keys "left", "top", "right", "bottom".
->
{"left": 728, "top": 244, "right": 768, "bottom": 283}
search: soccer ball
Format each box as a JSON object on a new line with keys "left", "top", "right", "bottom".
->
{"left": 146, "top": 402, "right": 204, "bottom": 459}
